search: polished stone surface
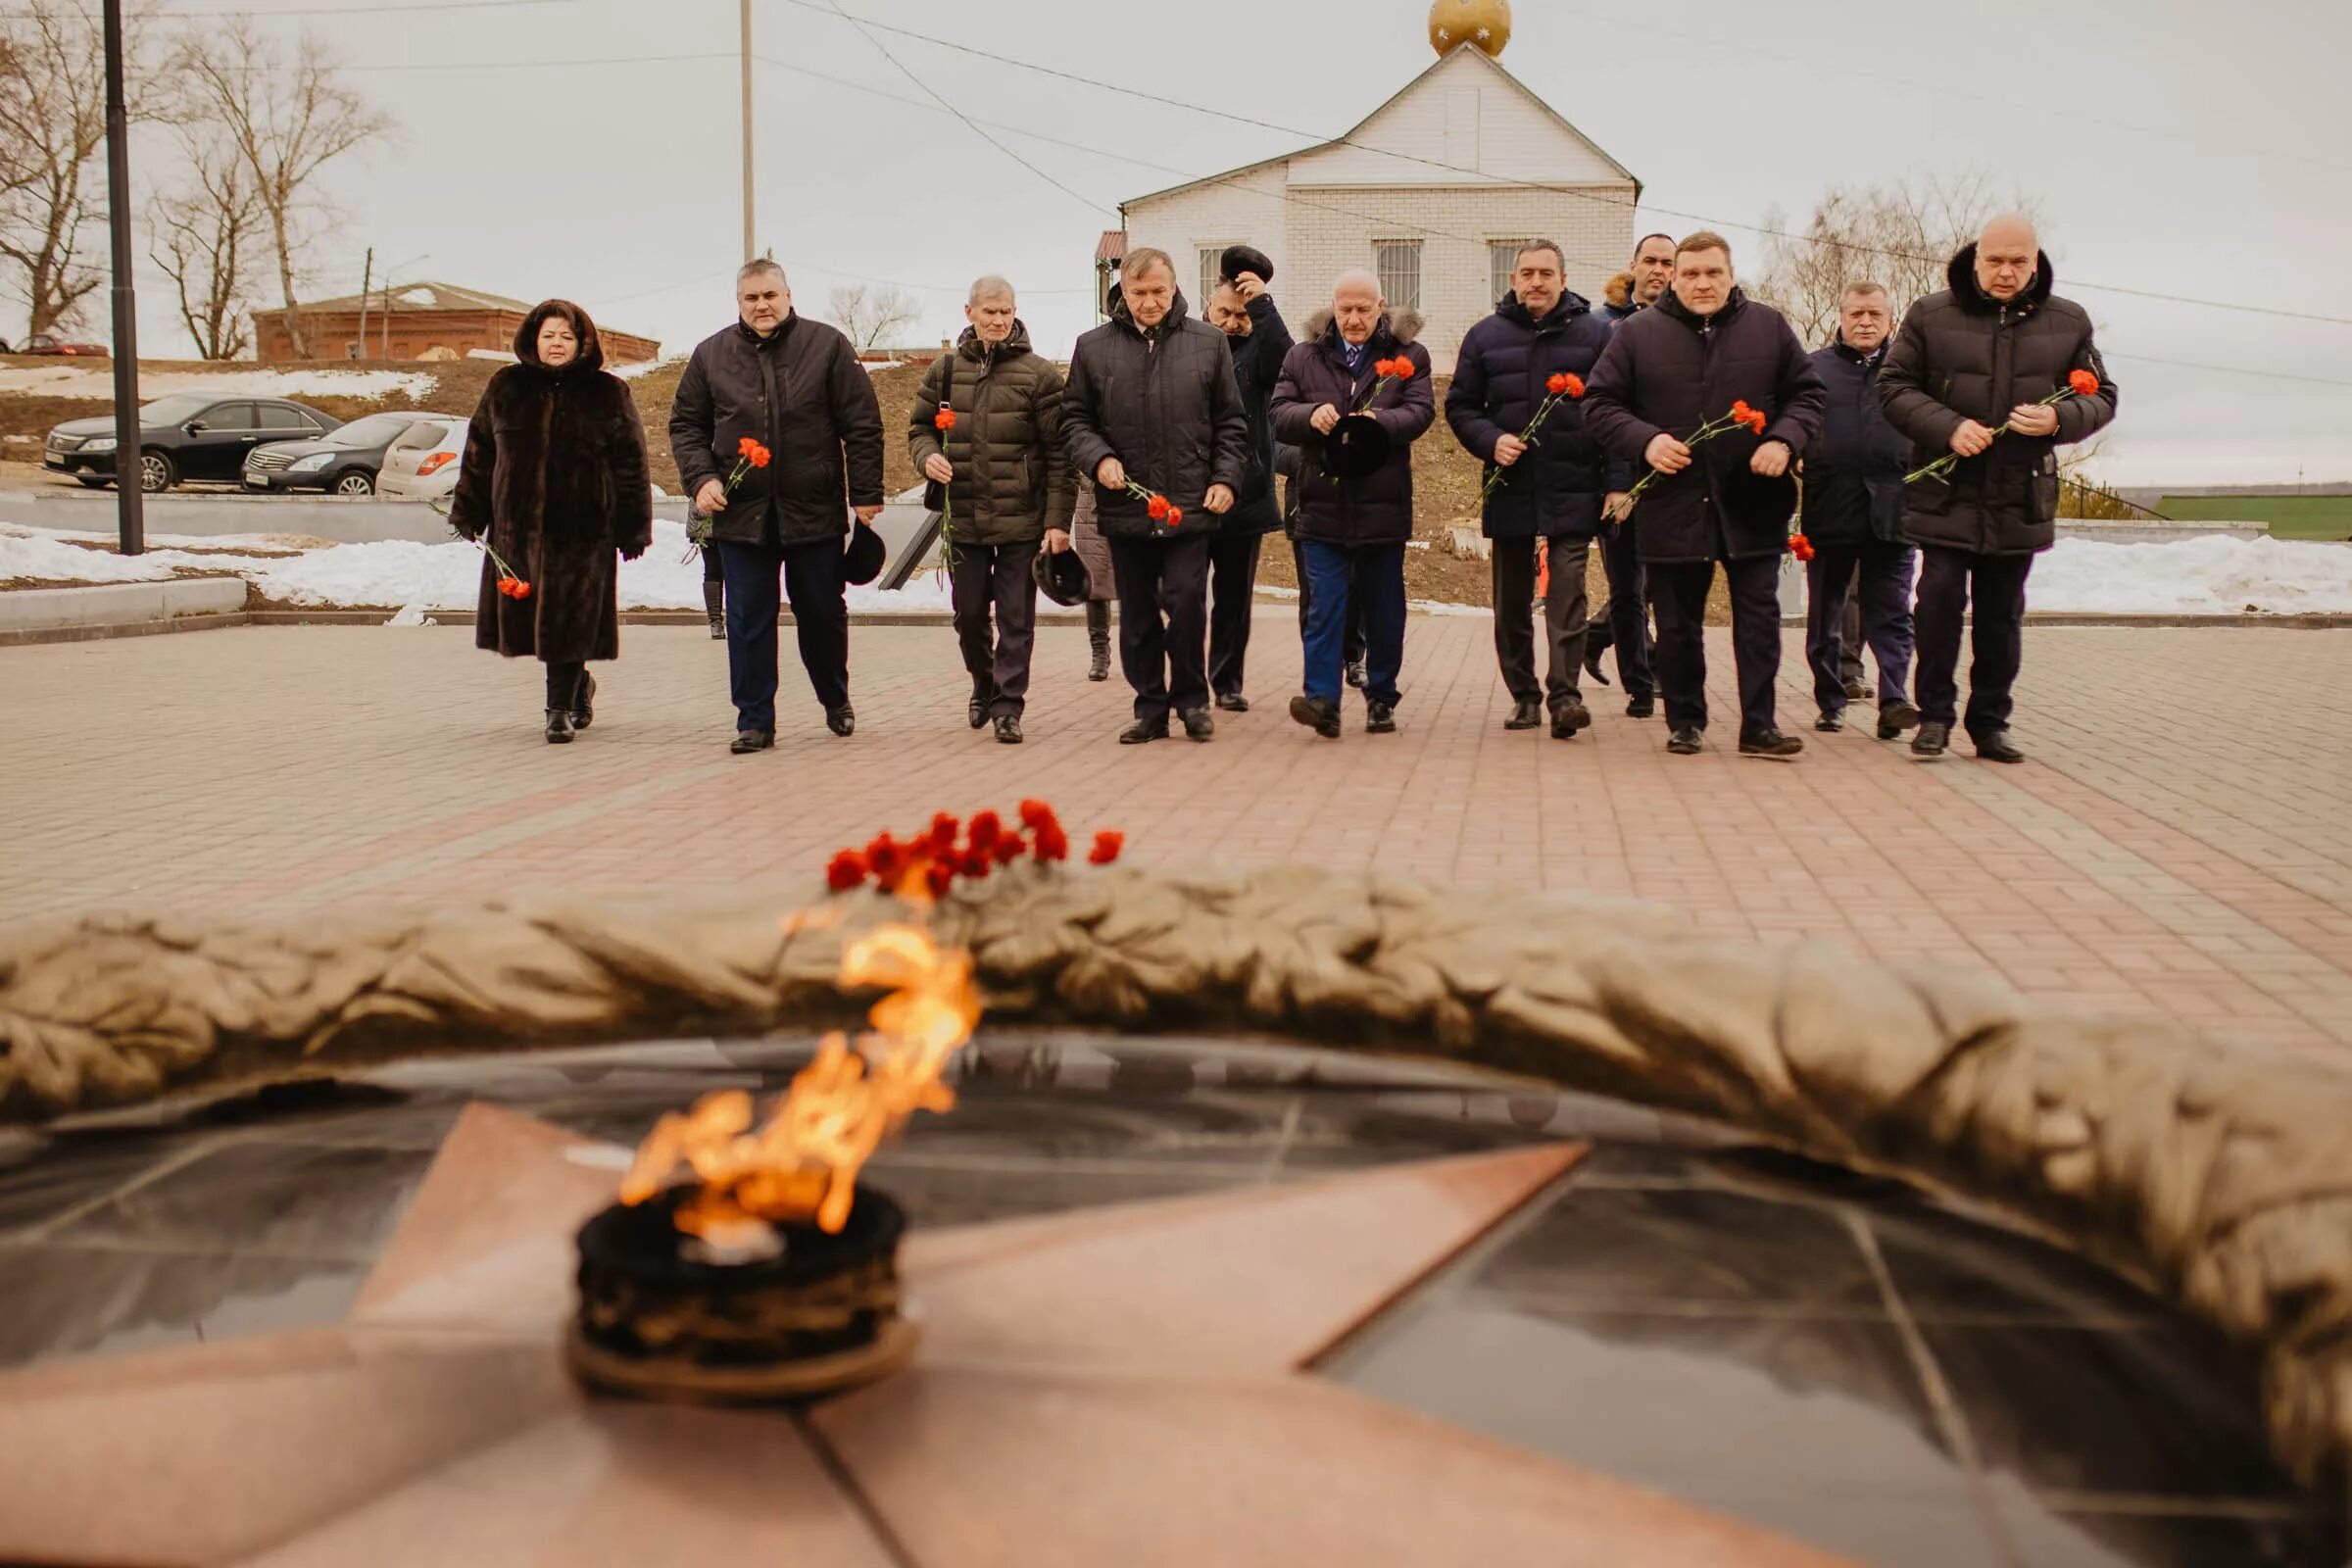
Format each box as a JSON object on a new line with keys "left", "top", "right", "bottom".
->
{"left": 0, "top": 1030, "right": 2340, "bottom": 1565}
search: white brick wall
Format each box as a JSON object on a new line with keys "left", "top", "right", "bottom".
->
{"left": 1121, "top": 49, "right": 1637, "bottom": 373}
{"left": 1129, "top": 180, "right": 1633, "bottom": 374}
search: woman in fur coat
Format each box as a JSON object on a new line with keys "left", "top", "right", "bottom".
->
{"left": 447, "top": 300, "right": 655, "bottom": 743}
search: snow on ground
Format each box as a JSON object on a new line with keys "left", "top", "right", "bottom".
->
{"left": 612, "top": 356, "right": 684, "bottom": 381}
{"left": 2030, "top": 535, "right": 2352, "bottom": 615}
{"left": 0, "top": 367, "right": 437, "bottom": 400}
{"left": 9, "top": 520, "right": 2348, "bottom": 620}
{"left": 0, "top": 518, "right": 956, "bottom": 613}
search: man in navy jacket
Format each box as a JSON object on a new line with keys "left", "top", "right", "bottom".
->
{"left": 1444, "top": 241, "right": 1621, "bottom": 739}
{"left": 1799, "top": 283, "right": 1921, "bottom": 741}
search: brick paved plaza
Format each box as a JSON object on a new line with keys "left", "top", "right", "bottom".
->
{"left": 7, "top": 614, "right": 2351, "bottom": 1057}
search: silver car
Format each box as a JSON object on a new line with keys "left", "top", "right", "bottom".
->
{"left": 374, "top": 416, "right": 468, "bottom": 502}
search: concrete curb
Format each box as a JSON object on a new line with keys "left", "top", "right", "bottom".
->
{"left": 0, "top": 578, "right": 247, "bottom": 645}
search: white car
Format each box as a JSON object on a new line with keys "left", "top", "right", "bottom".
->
{"left": 375, "top": 416, "right": 467, "bottom": 502}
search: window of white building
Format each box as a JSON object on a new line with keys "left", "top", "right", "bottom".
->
{"left": 1374, "top": 240, "right": 1423, "bottom": 312}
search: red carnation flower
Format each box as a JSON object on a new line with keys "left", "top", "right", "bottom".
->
{"left": 746, "top": 442, "right": 770, "bottom": 469}
{"left": 966, "top": 809, "right": 1004, "bottom": 853}
{"left": 1559, "top": 373, "right": 1585, "bottom": 398}
{"left": 825, "top": 850, "right": 868, "bottom": 892}
{"left": 865, "top": 832, "right": 904, "bottom": 882}
{"left": 1146, "top": 494, "right": 1170, "bottom": 521}
{"left": 2068, "top": 368, "right": 2099, "bottom": 398}
{"left": 935, "top": 408, "right": 956, "bottom": 431}
{"left": 957, "top": 847, "right": 994, "bottom": 880}
{"left": 510, "top": 579, "right": 532, "bottom": 599}
{"left": 993, "top": 831, "right": 1028, "bottom": 866}
{"left": 1165, "top": 507, "right": 1183, "bottom": 527}
{"left": 1033, "top": 822, "right": 1070, "bottom": 862}
{"left": 738, "top": 436, "right": 760, "bottom": 459}
{"left": 928, "top": 812, "right": 960, "bottom": 857}
{"left": 1390, "top": 360, "right": 1415, "bottom": 381}
{"left": 1017, "top": 799, "right": 1056, "bottom": 832}
{"left": 923, "top": 860, "right": 955, "bottom": 900}
{"left": 1088, "top": 830, "right": 1124, "bottom": 866}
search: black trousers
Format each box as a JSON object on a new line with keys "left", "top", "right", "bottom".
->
{"left": 1293, "top": 536, "right": 1365, "bottom": 666}
{"left": 1207, "top": 530, "right": 1262, "bottom": 697}
{"left": 1647, "top": 555, "right": 1783, "bottom": 736}
{"left": 1107, "top": 532, "right": 1211, "bottom": 723}
{"left": 1491, "top": 534, "right": 1591, "bottom": 711}
{"left": 952, "top": 538, "right": 1040, "bottom": 717}
{"left": 1806, "top": 540, "right": 1916, "bottom": 714}
{"left": 1588, "top": 522, "right": 1656, "bottom": 698}
{"left": 1914, "top": 546, "right": 2033, "bottom": 736}
{"left": 718, "top": 536, "right": 850, "bottom": 731}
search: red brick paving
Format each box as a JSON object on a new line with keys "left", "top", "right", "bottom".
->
{"left": 5, "top": 616, "right": 2348, "bottom": 1053}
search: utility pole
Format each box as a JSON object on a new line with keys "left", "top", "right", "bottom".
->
{"left": 101, "top": 0, "right": 143, "bottom": 554}
{"left": 740, "top": 0, "right": 755, "bottom": 262}
{"left": 355, "top": 248, "right": 373, "bottom": 360}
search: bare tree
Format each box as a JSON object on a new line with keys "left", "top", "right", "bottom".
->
{"left": 826, "top": 283, "right": 920, "bottom": 354}
{"left": 0, "top": 1, "right": 112, "bottom": 337}
{"left": 174, "top": 19, "right": 389, "bottom": 359}
{"left": 1753, "top": 172, "right": 2037, "bottom": 348}
{"left": 149, "top": 120, "right": 265, "bottom": 359}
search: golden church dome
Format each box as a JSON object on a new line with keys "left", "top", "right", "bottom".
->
{"left": 1429, "top": 0, "right": 1510, "bottom": 58}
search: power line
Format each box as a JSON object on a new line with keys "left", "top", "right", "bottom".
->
{"left": 0, "top": 0, "right": 583, "bottom": 14}
{"left": 818, "top": 0, "right": 1112, "bottom": 218}
{"left": 779, "top": 0, "right": 2352, "bottom": 331}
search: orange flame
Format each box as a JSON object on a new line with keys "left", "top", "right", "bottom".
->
{"left": 619, "top": 923, "right": 981, "bottom": 1237}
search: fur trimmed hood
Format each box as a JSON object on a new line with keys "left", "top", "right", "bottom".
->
{"left": 1947, "top": 242, "right": 2056, "bottom": 318}
{"left": 1301, "top": 307, "right": 1423, "bottom": 347}
{"left": 1603, "top": 271, "right": 1635, "bottom": 310}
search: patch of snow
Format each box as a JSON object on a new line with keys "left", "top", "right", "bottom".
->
{"left": 397, "top": 286, "right": 439, "bottom": 307}
{"left": 2029, "top": 535, "right": 2352, "bottom": 615}
{"left": 613, "top": 356, "right": 683, "bottom": 381}
{"left": 0, "top": 367, "right": 437, "bottom": 400}
{"left": 465, "top": 349, "right": 517, "bottom": 364}
{"left": 384, "top": 605, "right": 435, "bottom": 626}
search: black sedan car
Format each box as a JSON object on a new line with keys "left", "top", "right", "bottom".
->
{"left": 44, "top": 394, "right": 341, "bottom": 492}
{"left": 240, "top": 411, "right": 457, "bottom": 496}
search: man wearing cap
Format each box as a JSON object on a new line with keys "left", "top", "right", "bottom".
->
{"left": 1201, "top": 246, "right": 1294, "bottom": 711}
{"left": 1271, "top": 269, "right": 1435, "bottom": 738}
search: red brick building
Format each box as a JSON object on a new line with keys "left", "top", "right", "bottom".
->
{"left": 251, "top": 281, "right": 661, "bottom": 365}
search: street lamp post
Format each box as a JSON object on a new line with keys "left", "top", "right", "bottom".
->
{"left": 740, "top": 0, "right": 755, "bottom": 261}
{"left": 101, "top": 0, "right": 142, "bottom": 555}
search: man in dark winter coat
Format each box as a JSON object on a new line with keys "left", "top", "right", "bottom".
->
{"left": 1880, "top": 215, "right": 2117, "bottom": 763}
{"left": 1586, "top": 232, "right": 1678, "bottom": 703}
{"left": 1271, "top": 270, "right": 1436, "bottom": 738}
{"left": 1062, "top": 248, "right": 1251, "bottom": 744}
{"left": 1800, "top": 282, "right": 1920, "bottom": 741}
{"left": 908, "top": 276, "right": 1075, "bottom": 746}
{"left": 1202, "top": 261, "right": 1294, "bottom": 710}
{"left": 1585, "top": 231, "right": 1827, "bottom": 758}
{"left": 1446, "top": 239, "right": 1621, "bottom": 739}
{"left": 669, "top": 261, "right": 885, "bottom": 753}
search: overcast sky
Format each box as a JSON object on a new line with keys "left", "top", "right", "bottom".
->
{"left": 125, "top": 0, "right": 2352, "bottom": 486}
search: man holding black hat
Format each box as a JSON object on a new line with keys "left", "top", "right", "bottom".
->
{"left": 1271, "top": 269, "right": 1435, "bottom": 738}
{"left": 1201, "top": 245, "right": 1293, "bottom": 711}
{"left": 908, "top": 275, "right": 1074, "bottom": 746}
{"left": 670, "top": 260, "right": 884, "bottom": 754}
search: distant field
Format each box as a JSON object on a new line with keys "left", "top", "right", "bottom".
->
{"left": 2159, "top": 495, "right": 2352, "bottom": 541}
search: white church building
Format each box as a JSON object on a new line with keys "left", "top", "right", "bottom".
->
{"left": 1117, "top": 26, "right": 1639, "bottom": 373}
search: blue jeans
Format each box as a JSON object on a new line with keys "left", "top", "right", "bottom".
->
{"left": 1805, "top": 539, "right": 1916, "bottom": 714}
{"left": 1300, "top": 539, "right": 1405, "bottom": 706}
{"left": 719, "top": 536, "right": 850, "bottom": 731}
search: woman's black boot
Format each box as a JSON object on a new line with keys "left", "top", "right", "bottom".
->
{"left": 1086, "top": 600, "right": 1111, "bottom": 682}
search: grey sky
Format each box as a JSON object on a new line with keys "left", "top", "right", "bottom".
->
{"left": 140, "top": 0, "right": 2352, "bottom": 485}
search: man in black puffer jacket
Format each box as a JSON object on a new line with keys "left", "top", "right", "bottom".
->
{"left": 669, "top": 261, "right": 884, "bottom": 752}
{"left": 1062, "top": 248, "right": 1251, "bottom": 744}
{"left": 1271, "top": 270, "right": 1436, "bottom": 738}
{"left": 1446, "top": 239, "right": 1624, "bottom": 739}
{"left": 1879, "top": 216, "right": 2117, "bottom": 763}
{"left": 1585, "top": 232, "right": 1826, "bottom": 759}
{"left": 1202, "top": 255, "right": 1294, "bottom": 711}
{"left": 908, "top": 277, "right": 1074, "bottom": 747}
{"left": 1800, "top": 282, "right": 1919, "bottom": 742}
